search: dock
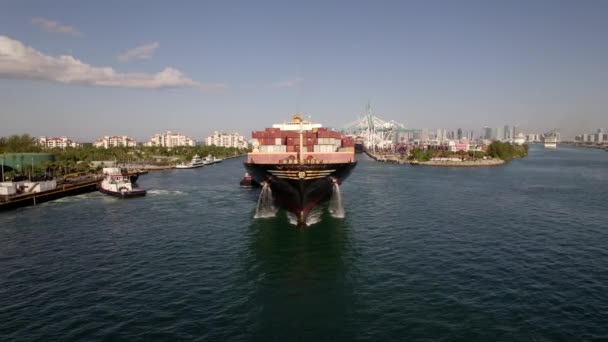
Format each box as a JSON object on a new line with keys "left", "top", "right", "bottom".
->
{"left": 364, "top": 149, "right": 408, "bottom": 164}
{"left": 0, "top": 176, "right": 102, "bottom": 212}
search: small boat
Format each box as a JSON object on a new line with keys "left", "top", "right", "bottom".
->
{"left": 176, "top": 154, "right": 205, "bottom": 169}
{"left": 98, "top": 167, "right": 146, "bottom": 197}
{"left": 203, "top": 155, "right": 223, "bottom": 165}
{"left": 239, "top": 172, "right": 259, "bottom": 187}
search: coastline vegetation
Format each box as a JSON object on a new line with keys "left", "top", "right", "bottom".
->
{"left": 486, "top": 141, "right": 528, "bottom": 161}
{"left": 407, "top": 141, "right": 528, "bottom": 162}
{"left": 408, "top": 148, "right": 487, "bottom": 162}
{"left": 1, "top": 134, "right": 248, "bottom": 179}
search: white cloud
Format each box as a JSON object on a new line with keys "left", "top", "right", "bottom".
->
{"left": 273, "top": 78, "right": 303, "bottom": 88}
{"left": 118, "top": 42, "right": 160, "bottom": 62}
{"left": 0, "top": 35, "right": 224, "bottom": 90}
{"left": 31, "top": 17, "right": 83, "bottom": 36}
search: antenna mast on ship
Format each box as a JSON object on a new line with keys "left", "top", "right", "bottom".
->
{"left": 294, "top": 114, "right": 304, "bottom": 164}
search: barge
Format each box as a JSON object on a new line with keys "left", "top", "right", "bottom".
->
{"left": 0, "top": 176, "right": 101, "bottom": 212}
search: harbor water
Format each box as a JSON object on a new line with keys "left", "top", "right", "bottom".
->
{"left": 1, "top": 146, "right": 607, "bottom": 340}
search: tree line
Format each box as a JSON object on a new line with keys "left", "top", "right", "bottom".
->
{"left": 1, "top": 134, "right": 249, "bottom": 180}
{"left": 486, "top": 141, "right": 528, "bottom": 161}
{"left": 0, "top": 134, "right": 42, "bottom": 153}
{"left": 407, "top": 141, "right": 528, "bottom": 162}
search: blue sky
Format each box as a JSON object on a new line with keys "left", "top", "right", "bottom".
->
{"left": 1, "top": 0, "right": 607, "bottom": 141}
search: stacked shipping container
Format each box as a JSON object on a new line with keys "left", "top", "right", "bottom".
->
{"left": 251, "top": 127, "right": 354, "bottom": 153}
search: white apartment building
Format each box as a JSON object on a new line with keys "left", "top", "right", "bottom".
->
{"left": 145, "top": 131, "right": 195, "bottom": 147}
{"left": 206, "top": 131, "right": 246, "bottom": 148}
{"left": 94, "top": 135, "right": 138, "bottom": 148}
{"left": 38, "top": 136, "right": 80, "bottom": 149}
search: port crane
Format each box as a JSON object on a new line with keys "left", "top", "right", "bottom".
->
{"left": 344, "top": 103, "right": 405, "bottom": 152}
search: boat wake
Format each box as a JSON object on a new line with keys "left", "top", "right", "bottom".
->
{"left": 287, "top": 207, "right": 323, "bottom": 227}
{"left": 328, "top": 181, "right": 345, "bottom": 218}
{"left": 147, "top": 190, "right": 186, "bottom": 196}
{"left": 53, "top": 192, "right": 103, "bottom": 203}
{"left": 254, "top": 183, "right": 277, "bottom": 218}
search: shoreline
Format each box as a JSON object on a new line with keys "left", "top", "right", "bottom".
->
{"left": 120, "top": 154, "right": 247, "bottom": 172}
{"left": 410, "top": 159, "right": 505, "bottom": 167}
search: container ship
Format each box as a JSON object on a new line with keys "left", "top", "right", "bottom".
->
{"left": 244, "top": 115, "right": 357, "bottom": 225}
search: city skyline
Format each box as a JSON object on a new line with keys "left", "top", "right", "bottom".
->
{"left": 1, "top": 1, "right": 607, "bottom": 141}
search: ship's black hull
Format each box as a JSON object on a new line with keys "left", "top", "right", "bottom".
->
{"left": 98, "top": 186, "right": 147, "bottom": 198}
{"left": 244, "top": 162, "right": 357, "bottom": 224}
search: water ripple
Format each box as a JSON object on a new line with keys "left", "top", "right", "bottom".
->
{"left": 1, "top": 151, "right": 608, "bottom": 340}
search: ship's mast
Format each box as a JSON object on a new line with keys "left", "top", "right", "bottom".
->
{"left": 299, "top": 118, "right": 304, "bottom": 164}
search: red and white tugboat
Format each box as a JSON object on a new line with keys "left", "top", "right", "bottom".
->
{"left": 98, "top": 167, "right": 146, "bottom": 198}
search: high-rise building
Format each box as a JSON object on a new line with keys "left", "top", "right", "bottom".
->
{"left": 457, "top": 128, "right": 463, "bottom": 140}
{"left": 435, "top": 129, "right": 442, "bottom": 141}
{"left": 206, "top": 131, "right": 246, "bottom": 148}
{"left": 496, "top": 126, "right": 505, "bottom": 141}
{"left": 144, "top": 131, "right": 195, "bottom": 147}
{"left": 38, "top": 136, "right": 80, "bottom": 149}
{"left": 484, "top": 127, "right": 493, "bottom": 140}
{"left": 421, "top": 128, "right": 429, "bottom": 141}
{"left": 94, "top": 135, "right": 137, "bottom": 148}
{"left": 504, "top": 125, "right": 513, "bottom": 141}
{"left": 513, "top": 126, "right": 520, "bottom": 138}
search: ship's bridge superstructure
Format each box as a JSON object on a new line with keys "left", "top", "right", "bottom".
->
{"left": 271, "top": 115, "right": 323, "bottom": 131}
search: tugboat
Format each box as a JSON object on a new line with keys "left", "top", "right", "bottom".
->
{"left": 98, "top": 167, "right": 146, "bottom": 197}
{"left": 176, "top": 154, "right": 205, "bottom": 169}
{"left": 239, "top": 172, "right": 259, "bottom": 187}
{"left": 244, "top": 114, "right": 357, "bottom": 225}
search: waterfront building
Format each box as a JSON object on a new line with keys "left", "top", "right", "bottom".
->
{"left": 576, "top": 130, "right": 608, "bottom": 144}
{"left": 94, "top": 135, "right": 137, "bottom": 149}
{"left": 504, "top": 125, "right": 514, "bottom": 141}
{"left": 526, "top": 133, "right": 540, "bottom": 143}
{"left": 484, "top": 127, "right": 493, "bottom": 140}
{"left": 144, "top": 131, "right": 195, "bottom": 147}
{"left": 496, "top": 126, "right": 505, "bottom": 141}
{"left": 397, "top": 131, "right": 411, "bottom": 143}
{"left": 38, "top": 136, "right": 80, "bottom": 149}
{"left": 421, "top": 128, "right": 429, "bottom": 141}
{"left": 206, "top": 131, "right": 246, "bottom": 148}
{"left": 513, "top": 126, "right": 520, "bottom": 138}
